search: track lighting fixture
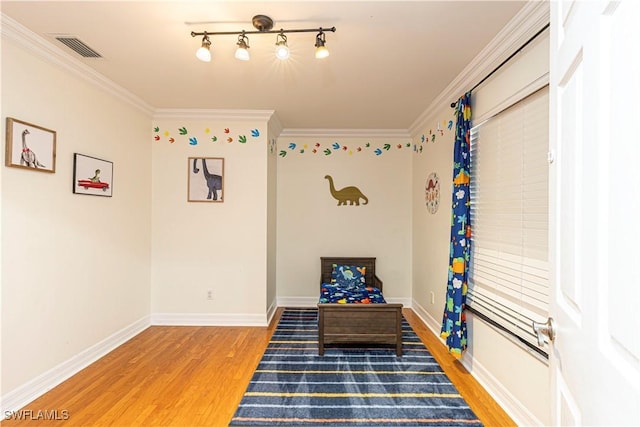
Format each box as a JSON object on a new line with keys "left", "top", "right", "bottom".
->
{"left": 195, "top": 33, "right": 211, "bottom": 62}
{"left": 274, "top": 32, "right": 290, "bottom": 60}
{"left": 191, "top": 15, "right": 335, "bottom": 62}
{"left": 314, "top": 31, "right": 329, "bottom": 59}
{"left": 234, "top": 33, "right": 250, "bottom": 61}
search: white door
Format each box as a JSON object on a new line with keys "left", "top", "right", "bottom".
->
{"left": 549, "top": 0, "right": 640, "bottom": 425}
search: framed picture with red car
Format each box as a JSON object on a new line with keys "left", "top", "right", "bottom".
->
{"left": 73, "top": 153, "right": 113, "bottom": 197}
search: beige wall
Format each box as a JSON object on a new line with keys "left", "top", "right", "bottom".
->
{"left": 150, "top": 115, "right": 274, "bottom": 322}
{"left": 276, "top": 135, "right": 412, "bottom": 303}
{"left": 411, "top": 113, "right": 457, "bottom": 318}
{"left": 2, "top": 5, "right": 552, "bottom": 424}
{"left": 410, "top": 31, "right": 551, "bottom": 426}
{"left": 1, "top": 39, "right": 152, "bottom": 394}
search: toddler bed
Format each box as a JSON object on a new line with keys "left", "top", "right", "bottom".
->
{"left": 317, "top": 256, "right": 403, "bottom": 356}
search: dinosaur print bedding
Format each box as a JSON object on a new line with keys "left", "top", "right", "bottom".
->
{"left": 319, "top": 283, "right": 387, "bottom": 304}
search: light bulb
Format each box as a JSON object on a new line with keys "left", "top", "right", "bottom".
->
{"left": 315, "top": 46, "right": 329, "bottom": 59}
{"left": 196, "top": 46, "right": 211, "bottom": 62}
{"left": 275, "top": 32, "right": 289, "bottom": 60}
{"left": 275, "top": 43, "right": 290, "bottom": 60}
{"left": 235, "top": 34, "right": 250, "bottom": 61}
{"left": 196, "top": 34, "right": 211, "bottom": 62}
{"left": 314, "top": 32, "right": 329, "bottom": 59}
{"left": 235, "top": 47, "right": 250, "bottom": 61}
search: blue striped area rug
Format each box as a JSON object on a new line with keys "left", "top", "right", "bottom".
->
{"left": 229, "top": 308, "right": 482, "bottom": 426}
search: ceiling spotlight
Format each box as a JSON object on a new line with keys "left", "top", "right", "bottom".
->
{"left": 191, "top": 16, "right": 336, "bottom": 62}
{"left": 235, "top": 33, "right": 250, "bottom": 61}
{"left": 274, "top": 32, "right": 290, "bottom": 60}
{"left": 314, "top": 31, "right": 329, "bottom": 59}
{"left": 196, "top": 33, "right": 211, "bottom": 62}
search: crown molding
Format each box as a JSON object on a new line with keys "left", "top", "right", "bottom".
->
{"left": 152, "top": 108, "right": 276, "bottom": 122}
{"left": 1, "top": 13, "right": 155, "bottom": 117}
{"left": 267, "top": 112, "right": 284, "bottom": 137}
{"left": 279, "top": 128, "right": 411, "bottom": 139}
{"left": 408, "top": 1, "right": 550, "bottom": 136}
{"left": 2, "top": 3, "right": 549, "bottom": 138}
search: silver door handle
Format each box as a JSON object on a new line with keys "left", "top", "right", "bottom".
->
{"left": 532, "top": 317, "right": 556, "bottom": 347}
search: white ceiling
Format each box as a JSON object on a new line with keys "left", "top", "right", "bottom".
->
{"left": 1, "top": 1, "right": 527, "bottom": 130}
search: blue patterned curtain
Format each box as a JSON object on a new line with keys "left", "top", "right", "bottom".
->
{"left": 440, "top": 92, "right": 472, "bottom": 358}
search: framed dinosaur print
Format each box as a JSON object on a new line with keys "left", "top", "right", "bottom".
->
{"left": 5, "top": 117, "right": 56, "bottom": 173}
{"left": 188, "top": 157, "right": 224, "bottom": 202}
{"left": 73, "top": 153, "right": 113, "bottom": 197}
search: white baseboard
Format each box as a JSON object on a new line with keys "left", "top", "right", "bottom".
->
{"left": 386, "top": 297, "right": 412, "bottom": 307}
{"left": 277, "top": 296, "right": 318, "bottom": 307}
{"left": 410, "top": 298, "right": 541, "bottom": 427}
{"left": 0, "top": 315, "right": 150, "bottom": 415}
{"left": 266, "top": 299, "right": 278, "bottom": 325}
{"left": 410, "top": 298, "right": 444, "bottom": 336}
{"left": 459, "top": 355, "right": 542, "bottom": 426}
{"left": 150, "top": 312, "right": 268, "bottom": 326}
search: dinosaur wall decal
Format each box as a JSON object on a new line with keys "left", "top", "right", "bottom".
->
{"left": 193, "top": 158, "right": 222, "bottom": 201}
{"left": 324, "top": 175, "right": 368, "bottom": 206}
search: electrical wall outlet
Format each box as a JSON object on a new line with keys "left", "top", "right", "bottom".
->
{"left": 207, "top": 289, "right": 213, "bottom": 300}
{"left": 430, "top": 291, "right": 435, "bottom": 304}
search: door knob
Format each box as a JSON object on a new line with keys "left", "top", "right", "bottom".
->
{"left": 532, "top": 317, "right": 556, "bottom": 347}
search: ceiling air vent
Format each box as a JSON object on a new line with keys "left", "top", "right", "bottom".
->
{"left": 55, "top": 37, "right": 102, "bottom": 58}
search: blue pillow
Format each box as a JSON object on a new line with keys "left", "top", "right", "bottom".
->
{"left": 331, "top": 264, "right": 366, "bottom": 289}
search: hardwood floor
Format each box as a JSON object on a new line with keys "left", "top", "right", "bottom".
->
{"left": 403, "top": 309, "right": 516, "bottom": 427}
{"left": 2, "top": 308, "right": 515, "bottom": 426}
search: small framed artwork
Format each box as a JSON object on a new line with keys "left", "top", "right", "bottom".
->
{"left": 425, "top": 172, "right": 440, "bottom": 214}
{"left": 5, "top": 117, "right": 56, "bottom": 173}
{"left": 73, "top": 153, "right": 113, "bottom": 197}
{"left": 188, "top": 157, "right": 224, "bottom": 202}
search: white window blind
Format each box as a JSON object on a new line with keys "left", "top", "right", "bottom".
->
{"left": 468, "top": 86, "right": 550, "bottom": 356}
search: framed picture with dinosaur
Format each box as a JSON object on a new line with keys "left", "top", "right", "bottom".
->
{"left": 5, "top": 117, "right": 56, "bottom": 173}
{"left": 73, "top": 153, "right": 113, "bottom": 197}
{"left": 188, "top": 157, "right": 224, "bottom": 202}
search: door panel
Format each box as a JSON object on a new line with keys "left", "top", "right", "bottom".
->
{"left": 604, "top": 0, "right": 639, "bottom": 371}
{"left": 557, "top": 51, "right": 583, "bottom": 323}
{"left": 550, "top": 0, "right": 640, "bottom": 425}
